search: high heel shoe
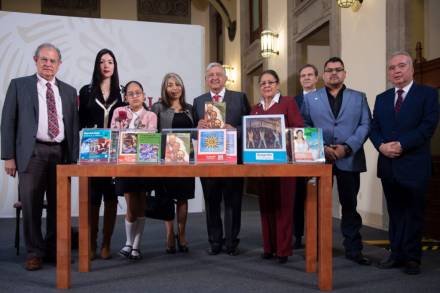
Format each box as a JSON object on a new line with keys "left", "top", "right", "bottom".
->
{"left": 166, "top": 234, "right": 176, "bottom": 254}
{"left": 177, "top": 234, "right": 189, "bottom": 253}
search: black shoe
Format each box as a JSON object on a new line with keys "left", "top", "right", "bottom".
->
{"left": 404, "top": 261, "right": 420, "bottom": 275}
{"left": 177, "top": 235, "right": 189, "bottom": 253}
{"left": 346, "top": 253, "right": 371, "bottom": 266}
{"left": 261, "top": 252, "right": 274, "bottom": 260}
{"left": 277, "top": 256, "right": 288, "bottom": 264}
{"left": 226, "top": 247, "right": 240, "bottom": 256}
{"left": 166, "top": 246, "right": 176, "bottom": 254}
{"left": 376, "top": 257, "right": 404, "bottom": 269}
{"left": 206, "top": 246, "right": 221, "bottom": 255}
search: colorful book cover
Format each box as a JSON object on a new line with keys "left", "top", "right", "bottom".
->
{"left": 109, "top": 129, "right": 119, "bottom": 163}
{"left": 224, "top": 130, "right": 237, "bottom": 164}
{"left": 118, "top": 130, "right": 139, "bottom": 163}
{"left": 79, "top": 129, "right": 112, "bottom": 163}
{"left": 291, "top": 128, "right": 325, "bottom": 163}
{"left": 204, "top": 101, "right": 226, "bottom": 128}
{"left": 242, "top": 114, "right": 287, "bottom": 164}
{"left": 137, "top": 132, "right": 161, "bottom": 163}
{"left": 196, "top": 129, "right": 227, "bottom": 164}
{"left": 164, "top": 132, "right": 191, "bottom": 164}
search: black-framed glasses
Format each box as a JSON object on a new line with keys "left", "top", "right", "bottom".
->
{"left": 324, "top": 68, "right": 345, "bottom": 73}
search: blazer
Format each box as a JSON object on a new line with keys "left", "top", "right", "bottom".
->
{"left": 370, "top": 83, "right": 439, "bottom": 184}
{"left": 1, "top": 74, "right": 79, "bottom": 172}
{"left": 110, "top": 105, "right": 157, "bottom": 131}
{"left": 192, "top": 89, "right": 250, "bottom": 138}
{"left": 302, "top": 87, "right": 371, "bottom": 172}
{"left": 151, "top": 101, "right": 194, "bottom": 131}
{"left": 294, "top": 93, "right": 304, "bottom": 113}
{"left": 78, "top": 84, "right": 124, "bottom": 129}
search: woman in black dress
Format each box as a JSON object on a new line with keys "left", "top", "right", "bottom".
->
{"left": 151, "top": 73, "right": 195, "bottom": 253}
{"left": 78, "top": 48, "right": 124, "bottom": 259}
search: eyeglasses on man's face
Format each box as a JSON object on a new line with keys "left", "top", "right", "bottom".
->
{"left": 324, "top": 67, "right": 345, "bottom": 74}
{"left": 259, "top": 81, "right": 278, "bottom": 87}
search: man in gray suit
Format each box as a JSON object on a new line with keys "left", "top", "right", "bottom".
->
{"left": 1, "top": 43, "right": 79, "bottom": 271}
{"left": 302, "top": 57, "right": 371, "bottom": 265}
{"left": 193, "top": 62, "right": 250, "bottom": 256}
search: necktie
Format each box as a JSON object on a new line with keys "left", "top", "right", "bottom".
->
{"left": 46, "top": 82, "right": 60, "bottom": 139}
{"left": 395, "top": 89, "right": 404, "bottom": 113}
{"left": 213, "top": 95, "right": 221, "bottom": 103}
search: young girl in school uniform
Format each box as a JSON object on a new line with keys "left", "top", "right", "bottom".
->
{"left": 110, "top": 80, "right": 157, "bottom": 260}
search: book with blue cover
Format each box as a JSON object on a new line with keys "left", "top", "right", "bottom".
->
{"left": 79, "top": 129, "right": 112, "bottom": 163}
{"left": 196, "top": 128, "right": 227, "bottom": 164}
{"left": 242, "top": 114, "right": 287, "bottom": 164}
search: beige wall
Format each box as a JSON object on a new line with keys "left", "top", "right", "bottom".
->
{"left": 341, "top": 0, "right": 387, "bottom": 229}
{"left": 191, "top": 0, "right": 210, "bottom": 84}
{"left": 267, "top": 0, "right": 288, "bottom": 94}
{"left": 223, "top": 0, "right": 241, "bottom": 91}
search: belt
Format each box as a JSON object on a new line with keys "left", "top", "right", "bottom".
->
{"left": 36, "top": 140, "right": 62, "bottom": 146}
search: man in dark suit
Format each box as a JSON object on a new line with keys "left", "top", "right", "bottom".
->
{"left": 370, "top": 51, "right": 439, "bottom": 275}
{"left": 302, "top": 57, "right": 372, "bottom": 265}
{"left": 293, "top": 64, "right": 319, "bottom": 249}
{"left": 1, "top": 43, "right": 79, "bottom": 271}
{"left": 193, "top": 62, "right": 250, "bottom": 255}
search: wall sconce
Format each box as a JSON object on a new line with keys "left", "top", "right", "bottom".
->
{"left": 337, "top": 0, "right": 363, "bottom": 12}
{"left": 222, "top": 65, "right": 236, "bottom": 84}
{"left": 260, "top": 30, "right": 279, "bottom": 58}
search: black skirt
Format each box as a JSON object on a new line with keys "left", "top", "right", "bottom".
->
{"left": 161, "top": 178, "right": 195, "bottom": 200}
{"left": 115, "top": 177, "right": 156, "bottom": 194}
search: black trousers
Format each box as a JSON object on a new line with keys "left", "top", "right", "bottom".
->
{"left": 18, "top": 142, "right": 63, "bottom": 258}
{"left": 333, "top": 167, "right": 363, "bottom": 257}
{"left": 89, "top": 177, "right": 117, "bottom": 205}
{"left": 381, "top": 178, "right": 426, "bottom": 263}
{"left": 201, "top": 177, "right": 243, "bottom": 250}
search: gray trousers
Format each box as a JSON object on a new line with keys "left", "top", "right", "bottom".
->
{"left": 18, "top": 142, "right": 62, "bottom": 258}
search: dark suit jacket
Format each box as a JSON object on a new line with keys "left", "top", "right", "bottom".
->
{"left": 370, "top": 83, "right": 439, "bottom": 185}
{"left": 294, "top": 93, "right": 304, "bottom": 112}
{"left": 1, "top": 74, "right": 79, "bottom": 172}
{"left": 193, "top": 89, "right": 250, "bottom": 161}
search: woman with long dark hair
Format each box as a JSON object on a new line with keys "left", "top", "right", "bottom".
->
{"left": 79, "top": 48, "right": 124, "bottom": 259}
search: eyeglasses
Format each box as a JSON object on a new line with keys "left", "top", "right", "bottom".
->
{"left": 388, "top": 62, "right": 409, "bottom": 71}
{"left": 324, "top": 68, "right": 345, "bottom": 73}
{"left": 126, "top": 91, "right": 143, "bottom": 98}
{"left": 259, "top": 81, "right": 278, "bottom": 87}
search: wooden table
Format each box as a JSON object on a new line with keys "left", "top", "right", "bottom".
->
{"left": 56, "top": 164, "right": 333, "bottom": 290}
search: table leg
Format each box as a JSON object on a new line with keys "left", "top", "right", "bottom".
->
{"left": 57, "top": 174, "right": 71, "bottom": 289}
{"left": 305, "top": 177, "right": 317, "bottom": 273}
{"left": 79, "top": 177, "right": 90, "bottom": 272}
{"left": 318, "top": 174, "right": 333, "bottom": 291}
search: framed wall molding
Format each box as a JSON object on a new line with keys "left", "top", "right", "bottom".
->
{"left": 41, "top": 0, "right": 100, "bottom": 18}
{"left": 137, "top": 0, "right": 190, "bottom": 24}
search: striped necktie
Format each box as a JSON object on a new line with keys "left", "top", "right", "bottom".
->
{"left": 395, "top": 89, "right": 404, "bottom": 113}
{"left": 46, "top": 82, "right": 60, "bottom": 139}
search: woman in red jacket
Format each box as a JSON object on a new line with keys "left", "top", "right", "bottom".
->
{"left": 251, "top": 69, "right": 304, "bottom": 263}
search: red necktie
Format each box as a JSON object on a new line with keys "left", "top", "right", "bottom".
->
{"left": 213, "top": 95, "right": 220, "bottom": 102}
{"left": 46, "top": 82, "right": 60, "bottom": 139}
{"left": 395, "top": 89, "right": 404, "bottom": 113}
